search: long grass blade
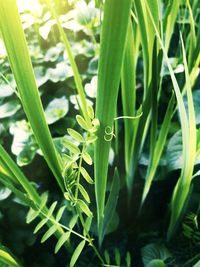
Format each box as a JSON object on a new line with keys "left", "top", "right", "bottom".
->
{"left": 94, "top": 0, "right": 132, "bottom": 238}
{"left": 168, "top": 34, "right": 197, "bottom": 238}
{"left": 0, "top": 0, "right": 64, "bottom": 191}
{"left": 121, "top": 18, "right": 140, "bottom": 182}
{"left": 163, "top": 0, "right": 181, "bottom": 51}
{"left": 141, "top": 94, "right": 175, "bottom": 204}
{"left": 145, "top": 2, "right": 197, "bottom": 238}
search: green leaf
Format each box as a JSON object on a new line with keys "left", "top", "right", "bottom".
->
{"left": 69, "top": 214, "right": 79, "bottom": 229}
{"left": 94, "top": 0, "right": 132, "bottom": 236}
{"left": 141, "top": 243, "right": 172, "bottom": 267}
{"left": 100, "top": 168, "right": 120, "bottom": 245}
{"left": 41, "top": 225, "right": 58, "bottom": 243}
{"left": 0, "top": 100, "right": 20, "bottom": 119}
{"left": 34, "top": 201, "right": 57, "bottom": 233}
{"left": 114, "top": 248, "right": 121, "bottom": 266}
{"left": 26, "top": 192, "right": 48, "bottom": 224}
{"left": 54, "top": 232, "right": 71, "bottom": 254}
{"left": 141, "top": 94, "right": 175, "bottom": 204}
{"left": 69, "top": 240, "right": 86, "bottom": 267}
{"left": 0, "top": 186, "right": 11, "bottom": 201}
{"left": 0, "top": 0, "right": 64, "bottom": 191}
{"left": 10, "top": 120, "right": 37, "bottom": 166}
{"left": 0, "top": 245, "right": 22, "bottom": 267}
{"left": 45, "top": 97, "right": 69, "bottom": 125}
{"left": 82, "top": 151, "right": 93, "bottom": 165}
{"left": 34, "top": 218, "right": 48, "bottom": 234}
{"left": 59, "top": 136, "right": 81, "bottom": 155}
{"left": 87, "top": 105, "right": 94, "bottom": 119}
{"left": 104, "top": 250, "right": 110, "bottom": 265}
{"left": 83, "top": 217, "right": 92, "bottom": 236}
{"left": 77, "top": 184, "right": 90, "bottom": 203}
{"left": 126, "top": 251, "right": 131, "bottom": 267}
{"left": 80, "top": 167, "right": 94, "bottom": 184}
{"left": 56, "top": 206, "right": 66, "bottom": 222}
{"left": 146, "top": 259, "right": 167, "bottom": 267}
{"left": 184, "top": 90, "right": 200, "bottom": 125}
{"left": 76, "top": 115, "right": 90, "bottom": 130}
{"left": 193, "top": 260, "right": 200, "bottom": 267}
{"left": 67, "top": 128, "right": 84, "bottom": 142}
{"left": 0, "top": 83, "right": 14, "bottom": 97}
{"left": 47, "top": 62, "right": 73, "bottom": 83}
{"left": 77, "top": 199, "right": 93, "bottom": 217}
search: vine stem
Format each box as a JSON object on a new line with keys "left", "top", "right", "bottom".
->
{"left": 73, "top": 135, "right": 105, "bottom": 264}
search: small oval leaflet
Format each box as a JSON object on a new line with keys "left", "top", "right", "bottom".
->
{"left": 76, "top": 115, "right": 90, "bottom": 130}
{"left": 82, "top": 151, "right": 93, "bottom": 165}
{"left": 77, "top": 184, "right": 90, "bottom": 203}
{"left": 77, "top": 199, "right": 93, "bottom": 217}
{"left": 69, "top": 240, "right": 86, "bottom": 267}
{"left": 80, "top": 167, "right": 94, "bottom": 184}
{"left": 67, "top": 128, "right": 84, "bottom": 142}
{"left": 41, "top": 224, "right": 58, "bottom": 243}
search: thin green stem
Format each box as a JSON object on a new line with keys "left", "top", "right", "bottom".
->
{"left": 46, "top": 0, "right": 91, "bottom": 127}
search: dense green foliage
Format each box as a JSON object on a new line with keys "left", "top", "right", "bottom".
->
{"left": 0, "top": 0, "right": 199, "bottom": 266}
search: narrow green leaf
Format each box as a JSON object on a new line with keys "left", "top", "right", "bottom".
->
{"left": 76, "top": 115, "right": 90, "bottom": 131}
{"left": 168, "top": 34, "right": 197, "bottom": 238}
{"left": 100, "top": 168, "right": 120, "bottom": 245}
{"left": 82, "top": 152, "right": 93, "bottom": 165}
{"left": 163, "top": 0, "right": 181, "bottom": 51}
{"left": 67, "top": 129, "right": 84, "bottom": 143}
{"left": 26, "top": 192, "right": 48, "bottom": 223}
{"left": 77, "top": 184, "right": 90, "bottom": 203}
{"left": 41, "top": 225, "right": 58, "bottom": 243}
{"left": 56, "top": 206, "right": 66, "bottom": 222}
{"left": 69, "top": 214, "right": 79, "bottom": 229}
{"left": 0, "top": 246, "right": 22, "bottom": 267}
{"left": 0, "top": 0, "right": 64, "bottom": 191}
{"left": 77, "top": 199, "right": 93, "bottom": 217}
{"left": 114, "top": 248, "right": 121, "bottom": 266}
{"left": 69, "top": 240, "right": 86, "bottom": 267}
{"left": 141, "top": 94, "right": 175, "bottom": 204}
{"left": 126, "top": 251, "right": 131, "bottom": 267}
{"left": 62, "top": 138, "right": 80, "bottom": 155}
{"left": 80, "top": 167, "right": 94, "bottom": 184}
{"left": 34, "top": 201, "right": 57, "bottom": 233}
{"left": 121, "top": 18, "right": 139, "bottom": 177}
{"left": 34, "top": 218, "right": 48, "bottom": 234}
{"left": 54, "top": 232, "right": 71, "bottom": 254}
{"left": 94, "top": 0, "right": 132, "bottom": 236}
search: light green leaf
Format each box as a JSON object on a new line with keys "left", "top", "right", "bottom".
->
{"left": 0, "top": 187, "right": 11, "bottom": 201}
{"left": 56, "top": 206, "right": 66, "bottom": 222}
{"left": 67, "top": 128, "right": 84, "bottom": 142}
{"left": 77, "top": 199, "right": 93, "bottom": 217}
{"left": 77, "top": 184, "right": 90, "bottom": 203}
{"left": 141, "top": 243, "right": 172, "bottom": 267}
{"left": 0, "top": 0, "right": 64, "bottom": 191}
{"left": 82, "top": 151, "right": 93, "bottom": 165}
{"left": 55, "top": 232, "right": 71, "bottom": 254}
{"left": 0, "top": 100, "right": 20, "bottom": 119}
{"left": 41, "top": 225, "right": 58, "bottom": 243}
{"left": 76, "top": 115, "right": 90, "bottom": 130}
{"left": 45, "top": 97, "right": 69, "bottom": 125}
{"left": 69, "top": 240, "right": 86, "bottom": 267}
{"left": 80, "top": 167, "right": 94, "bottom": 184}
{"left": 94, "top": 0, "right": 132, "bottom": 237}
{"left": 0, "top": 83, "right": 14, "bottom": 97}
